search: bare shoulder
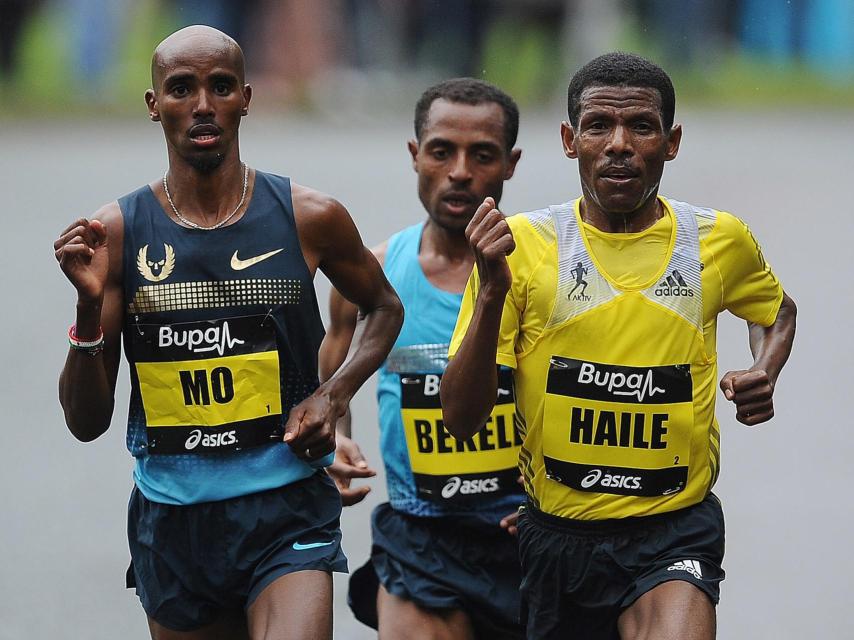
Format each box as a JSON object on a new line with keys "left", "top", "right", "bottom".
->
{"left": 291, "top": 182, "right": 358, "bottom": 272}
{"left": 372, "top": 240, "right": 389, "bottom": 267}
{"left": 93, "top": 200, "right": 124, "bottom": 232}
{"left": 291, "top": 182, "right": 350, "bottom": 228}
{"left": 93, "top": 200, "right": 124, "bottom": 282}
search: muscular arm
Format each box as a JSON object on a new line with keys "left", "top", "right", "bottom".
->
{"left": 55, "top": 204, "right": 125, "bottom": 441}
{"left": 318, "top": 289, "right": 359, "bottom": 438}
{"left": 747, "top": 291, "right": 796, "bottom": 384}
{"left": 441, "top": 198, "right": 513, "bottom": 440}
{"left": 318, "top": 242, "right": 387, "bottom": 438}
{"left": 316, "top": 243, "right": 388, "bottom": 503}
{"left": 287, "top": 186, "right": 403, "bottom": 458}
{"left": 720, "top": 291, "right": 797, "bottom": 426}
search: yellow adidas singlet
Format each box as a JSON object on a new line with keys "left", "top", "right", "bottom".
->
{"left": 449, "top": 197, "right": 782, "bottom": 520}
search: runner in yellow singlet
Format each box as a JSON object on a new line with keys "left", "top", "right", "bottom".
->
{"left": 442, "top": 52, "right": 797, "bottom": 640}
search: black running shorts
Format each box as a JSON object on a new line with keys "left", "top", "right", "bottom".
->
{"left": 126, "top": 471, "right": 347, "bottom": 631}
{"left": 348, "top": 502, "right": 525, "bottom": 640}
{"left": 518, "top": 493, "right": 725, "bottom": 640}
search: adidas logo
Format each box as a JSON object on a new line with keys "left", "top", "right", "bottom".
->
{"left": 655, "top": 269, "right": 694, "bottom": 297}
{"left": 666, "top": 559, "right": 703, "bottom": 580}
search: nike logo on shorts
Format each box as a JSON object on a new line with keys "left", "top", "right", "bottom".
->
{"left": 292, "top": 540, "right": 335, "bottom": 551}
{"left": 230, "top": 248, "right": 284, "bottom": 270}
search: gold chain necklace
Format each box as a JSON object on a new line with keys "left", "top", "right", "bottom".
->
{"left": 163, "top": 163, "right": 249, "bottom": 230}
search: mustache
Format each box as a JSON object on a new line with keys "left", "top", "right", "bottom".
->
{"left": 187, "top": 120, "right": 223, "bottom": 136}
{"left": 601, "top": 162, "right": 635, "bottom": 171}
{"left": 600, "top": 162, "right": 638, "bottom": 176}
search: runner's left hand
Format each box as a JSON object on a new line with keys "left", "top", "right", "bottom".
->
{"left": 720, "top": 368, "right": 775, "bottom": 426}
{"left": 283, "top": 394, "right": 339, "bottom": 460}
{"left": 328, "top": 434, "right": 376, "bottom": 506}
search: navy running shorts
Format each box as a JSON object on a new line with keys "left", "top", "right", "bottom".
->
{"left": 126, "top": 471, "right": 347, "bottom": 631}
{"left": 348, "top": 502, "right": 525, "bottom": 640}
{"left": 518, "top": 492, "right": 726, "bottom": 640}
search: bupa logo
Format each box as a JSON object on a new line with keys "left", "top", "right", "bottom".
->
{"left": 159, "top": 321, "right": 245, "bottom": 356}
{"left": 579, "top": 468, "right": 642, "bottom": 491}
{"left": 655, "top": 269, "right": 694, "bottom": 297}
{"left": 441, "top": 476, "right": 500, "bottom": 498}
{"left": 577, "top": 362, "right": 664, "bottom": 402}
{"left": 184, "top": 429, "right": 237, "bottom": 450}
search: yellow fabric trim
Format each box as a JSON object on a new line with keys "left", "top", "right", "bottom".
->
{"left": 574, "top": 196, "right": 677, "bottom": 292}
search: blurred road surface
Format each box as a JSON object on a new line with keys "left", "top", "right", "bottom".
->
{"left": 0, "top": 108, "right": 850, "bottom": 638}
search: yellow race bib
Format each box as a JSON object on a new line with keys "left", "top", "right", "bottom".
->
{"left": 131, "top": 315, "right": 283, "bottom": 454}
{"left": 401, "top": 369, "right": 521, "bottom": 503}
{"left": 543, "top": 357, "right": 693, "bottom": 496}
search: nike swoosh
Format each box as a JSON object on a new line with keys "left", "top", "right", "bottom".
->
{"left": 230, "top": 248, "right": 284, "bottom": 270}
{"left": 292, "top": 540, "right": 335, "bottom": 551}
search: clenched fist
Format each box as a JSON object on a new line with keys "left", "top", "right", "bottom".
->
{"left": 466, "top": 197, "right": 515, "bottom": 295}
{"left": 720, "top": 369, "right": 775, "bottom": 426}
{"left": 54, "top": 218, "right": 109, "bottom": 304}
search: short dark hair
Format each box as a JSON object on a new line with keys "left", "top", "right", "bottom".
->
{"left": 567, "top": 52, "right": 675, "bottom": 131}
{"left": 414, "top": 78, "right": 519, "bottom": 153}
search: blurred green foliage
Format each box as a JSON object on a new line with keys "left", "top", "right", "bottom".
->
{"left": 480, "top": 17, "right": 564, "bottom": 107}
{"left": 2, "top": 1, "right": 852, "bottom": 118}
{"left": 2, "top": 0, "right": 176, "bottom": 116}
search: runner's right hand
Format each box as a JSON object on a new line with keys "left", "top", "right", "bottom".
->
{"left": 54, "top": 218, "right": 109, "bottom": 304}
{"left": 466, "top": 197, "right": 515, "bottom": 294}
{"left": 328, "top": 434, "right": 376, "bottom": 506}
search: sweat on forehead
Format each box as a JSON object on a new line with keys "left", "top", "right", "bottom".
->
{"left": 151, "top": 25, "right": 245, "bottom": 86}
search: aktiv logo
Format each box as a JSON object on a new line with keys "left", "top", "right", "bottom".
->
{"left": 568, "top": 261, "right": 591, "bottom": 301}
{"left": 655, "top": 269, "right": 694, "bottom": 297}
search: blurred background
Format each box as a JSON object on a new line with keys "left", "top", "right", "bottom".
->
{"left": 2, "top": 1, "right": 852, "bottom": 639}
{"left": 1, "top": 0, "right": 853, "bottom": 115}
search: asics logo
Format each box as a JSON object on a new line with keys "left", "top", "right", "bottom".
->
{"left": 579, "top": 468, "right": 642, "bottom": 491}
{"left": 580, "top": 469, "right": 602, "bottom": 488}
{"left": 230, "top": 248, "right": 284, "bottom": 271}
{"left": 185, "top": 429, "right": 237, "bottom": 450}
{"left": 441, "top": 476, "right": 500, "bottom": 498}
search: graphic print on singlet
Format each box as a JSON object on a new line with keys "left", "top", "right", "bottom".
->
{"left": 541, "top": 200, "right": 703, "bottom": 499}
{"left": 119, "top": 172, "right": 330, "bottom": 505}
{"left": 132, "top": 314, "right": 283, "bottom": 454}
{"left": 400, "top": 367, "right": 521, "bottom": 502}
